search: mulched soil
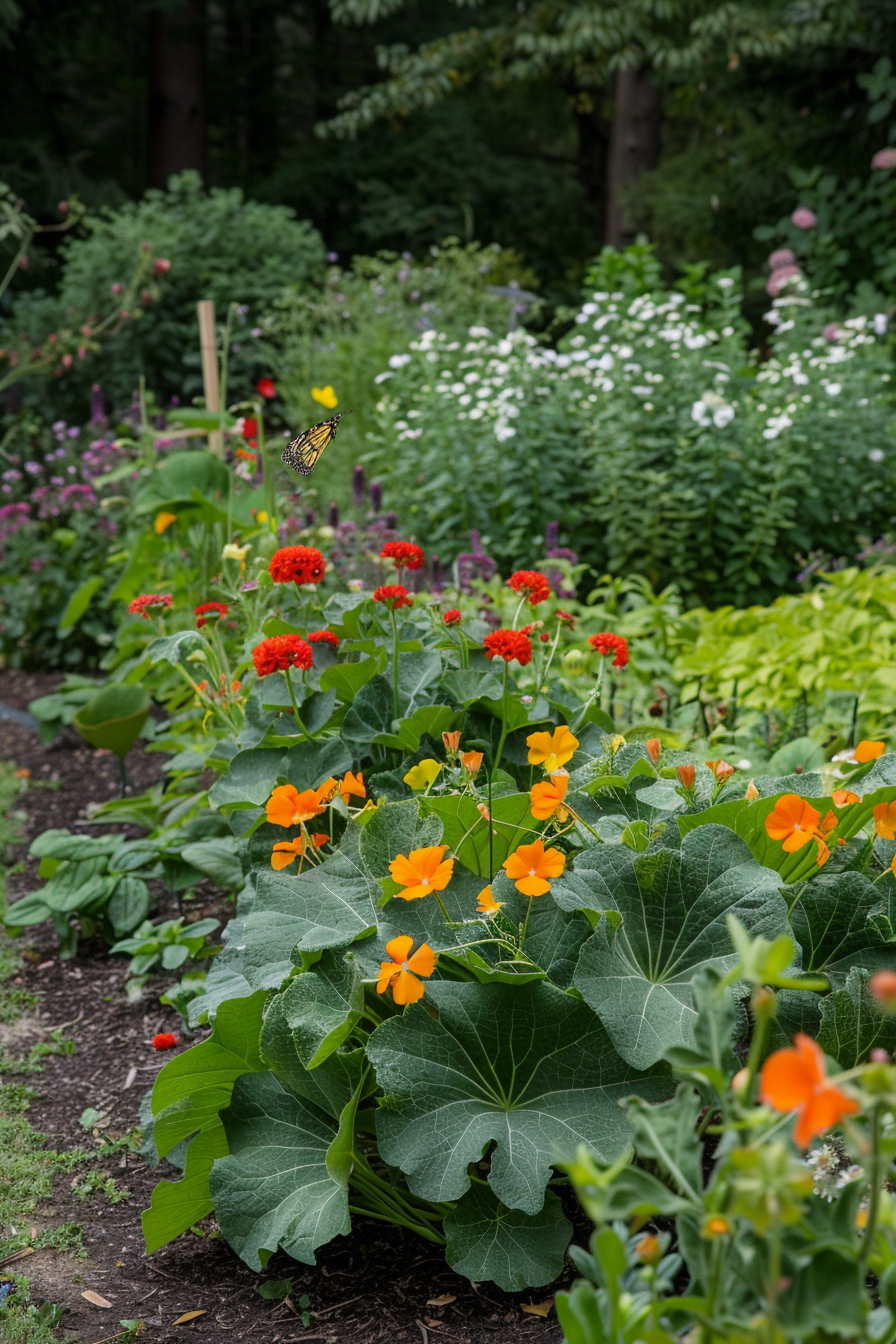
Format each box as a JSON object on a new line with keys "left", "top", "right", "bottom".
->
{"left": 0, "top": 670, "right": 568, "bottom": 1343}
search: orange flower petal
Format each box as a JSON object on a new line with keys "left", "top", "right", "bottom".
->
{"left": 266, "top": 784, "right": 301, "bottom": 827}
{"left": 855, "top": 740, "right": 885, "bottom": 763}
{"left": 874, "top": 801, "right": 896, "bottom": 841}
{"left": 377, "top": 963, "right": 399, "bottom": 995}
{"left": 385, "top": 934, "right": 414, "bottom": 964}
{"left": 514, "top": 875, "right": 552, "bottom": 897}
{"left": 832, "top": 789, "right": 859, "bottom": 807}
{"left": 391, "top": 969, "right": 425, "bottom": 1005}
{"left": 406, "top": 943, "right": 436, "bottom": 977}
{"left": 793, "top": 1086, "right": 859, "bottom": 1148}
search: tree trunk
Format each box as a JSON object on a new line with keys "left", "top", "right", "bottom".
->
{"left": 568, "top": 88, "right": 613, "bottom": 248}
{"left": 148, "top": 1, "right": 207, "bottom": 187}
{"left": 605, "top": 65, "right": 661, "bottom": 248}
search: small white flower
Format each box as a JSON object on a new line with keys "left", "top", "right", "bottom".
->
{"left": 874, "top": 313, "right": 889, "bottom": 335}
{"left": 869, "top": 448, "right": 885, "bottom": 463}
{"left": 825, "top": 382, "right": 842, "bottom": 396}
{"left": 388, "top": 353, "right": 412, "bottom": 369}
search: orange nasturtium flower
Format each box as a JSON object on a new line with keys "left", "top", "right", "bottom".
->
{"left": 874, "top": 801, "right": 896, "bottom": 840}
{"left": 340, "top": 771, "right": 366, "bottom": 802}
{"left": 267, "top": 781, "right": 334, "bottom": 827}
{"left": 855, "top": 740, "right": 885, "bottom": 763}
{"left": 832, "top": 789, "right": 860, "bottom": 807}
{"left": 271, "top": 837, "right": 306, "bottom": 870}
{"left": 706, "top": 760, "right": 735, "bottom": 783}
{"left": 527, "top": 726, "right": 578, "bottom": 773}
{"left": 503, "top": 839, "right": 566, "bottom": 896}
{"left": 476, "top": 885, "right": 503, "bottom": 916}
{"left": 462, "top": 750, "right": 483, "bottom": 777}
{"left": 530, "top": 773, "right": 570, "bottom": 822}
{"left": 765, "top": 795, "right": 821, "bottom": 852}
{"left": 389, "top": 845, "right": 455, "bottom": 901}
{"left": 759, "top": 1033, "right": 859, "bottom": 1148}
{"left": 442, "top": 730, "right": 461, "bottom": 754}
{"left": 376, "top": 936, "right": 436, "bottom": 1005}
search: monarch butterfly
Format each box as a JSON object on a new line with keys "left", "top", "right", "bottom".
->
{"left": 281, "top": 412, "right": 347, "bottom": 477}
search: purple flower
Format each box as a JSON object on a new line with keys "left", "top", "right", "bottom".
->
{"left": 24, "top": 462, "right": 42, "bottom": 476}
{"left": 67, "top": 425, "right": 80, "bottom": 439}
{"left": 353, "top": 464, "right": 365, "bottom": 508}
{"left": 304, "top": 508, "right": 316, "bottom": 527}
{"left": 822, "top": 322, "right": 841, "bottom": 342}
{"left": 766, "top": 264, "right": 802, "bottom": 296}
{"left": 370, "top": 480, "right": 383, "bottom": 512}
{"left": 385, "top": 511, "right": 396, "bottom": 529}
{"left": 327, "top": 251, "right": 339, "bottom": 263}
{"left": 791, "top": 207, "right": 817, "bottom": 229}
{"left": 328, "top": 502, "right": 340, "bottom": 527}
{"left": 872, "top": 148, "right": 896, "bottom": 170}
{"left": 251, "top": 327, "right": 262, "bottom": 337}
{"left": 544, "top": 521, "right": 559, "bottom": 552}
{"left": 456, "top": 529, "right": 498, "bottom": 590}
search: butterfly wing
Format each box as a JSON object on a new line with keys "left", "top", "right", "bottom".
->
{"left": 281, "top": 414, "right": 342, "bottom": 477}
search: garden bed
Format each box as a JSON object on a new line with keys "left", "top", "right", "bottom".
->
{"left": 0, "top": 670, "right": 564, "bottom": 1343}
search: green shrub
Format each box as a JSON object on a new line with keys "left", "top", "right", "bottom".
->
{"left": 4, "top": 172, "right": 325, "bottom": 421}
{"left": 369, "top": 245, "right": 896, "bottom": 604}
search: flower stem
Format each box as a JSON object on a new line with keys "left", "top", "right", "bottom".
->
{"left": 284, "top": 668, "right": 311, "bottom": 741}
{"left": 859, "top": 1104, "right": 883, "bottom": 1273}
{"left": 520, "top": 894, "right": 535, "bottom": 949}
{"left": 389, "top": 607, "right": 401, "bottom": 723}
{"left": 571, "top": 659, "right": 606, "bottom": 733}
{"left": 491, "top": 661, "right": 510, "bottom": 773}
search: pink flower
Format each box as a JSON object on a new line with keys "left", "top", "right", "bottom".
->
{"left": 155, "top": 257, "right": 171, "bottom": 273}
{"left": 766, "top": 264, "right": 802, "bottom": 296}
{"left": 872, "top": 148, "right": 896, "bottom": 170}
{"left": 768, "top": 248, "right": 796, "bottom": 270}
{"left": 822, "top": 322, "right": 841, "bottom": 342}
{"left": 791, "top": 207, "right": 817, "bottom": 229}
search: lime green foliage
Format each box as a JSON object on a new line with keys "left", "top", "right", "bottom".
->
{"left": 72, "top": 683, "right": 150, "bottom": 759}
{"left": 674, "top": 566, "right": 896, "bottom": 724}
{"left": 371, "top": 245, "right": 896, "bottom": 603}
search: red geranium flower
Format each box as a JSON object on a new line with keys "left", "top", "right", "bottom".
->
{"left": 269, "top": 545, "right": 326, "bottom": 585}
{"left": 483, "top": 629, "right": 532, "bottom": 665}
{"left": 252, "top": 635, "right": 314, "bottom": 677}
{"left": 241, "top": 416, "right": 258, "bottom": 439}
{"left": 443, "top": 609, "right": 462, "bottom": 626}
{"left": 128, "top": 593, "right": 172, "bottom": 619}
{"left": 152, "top": 1032, "right": 177, "bottom": 1050}
{"left": 508, "top": 570, "right": 551, "bottom": 606}
{"left": 195, "top": 601, "right": 228, "bottom": 628}
{"left": 381, "top": 540, "right": 425, "bottom": 571}
{"left": 307, "top": 629, "right": 340, "bottom": 648}
{"left": 557, "top": 610, "right": 577, "bottom": 629}
{"left": 373, "top": 584, "right": 412, "bottom": 610}
{"left": 256, "top": 377, "right": 277, "bottom": 399}
{"left": 588, "top": 632, "right": 629, "bottom": 668}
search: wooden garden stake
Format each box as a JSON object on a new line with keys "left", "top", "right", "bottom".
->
{"left": 197, "top": 298, "right": 222, "bottom": 455}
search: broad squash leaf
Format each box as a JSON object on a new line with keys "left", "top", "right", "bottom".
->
{"left": 444, "top": 1184, "right": 571, "bottom": 1292}
{"left": 817, "top": 968, "right": 896, "bottom": 1068}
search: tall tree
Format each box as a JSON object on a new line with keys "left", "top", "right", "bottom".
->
{"left": 148, "top": 0, "right": 207, "bottom": 186}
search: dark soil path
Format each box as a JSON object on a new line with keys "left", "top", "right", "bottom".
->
{"left": 0, "top": 671, "right": 567, "bottom": 1344}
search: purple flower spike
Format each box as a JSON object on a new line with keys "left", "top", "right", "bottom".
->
{"left": 370, "top": 480, "right": 383, "bottom": 512}
{"left": 353, "top": 464, "right": 365, "bottom": 508}
{"left": 328, "top": 502, "right": 339, "bottom": 527}
{"left": 385, "top": 511, "right": 397, "bottom": 529}
{"left": 304, "top": 507, "right": 316, "bottom": 527}
{"left": 90, "top": 383, "right": 106, "bottom": 426}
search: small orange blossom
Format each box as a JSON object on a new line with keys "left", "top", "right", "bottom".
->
{"left": 503, "top": 839, "right": 566, "bottom": 896}
{"left": 759, "top": 1033, "right": 859, "bottom": 1147}
{"left": 389, "top": 845, "right": 454, "bottom": 901}
{"left": 376, "top": 935, "right": 435, "bottom": 1005}
{"left": 530, "top": 773, "right": 570, "bottom": 822}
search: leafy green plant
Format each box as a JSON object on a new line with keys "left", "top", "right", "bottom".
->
{"left": 110, "top": 917, "right": 220, "bottom": 977}
{"left": 27, "top": 675, "right": 106, "bottom": 745}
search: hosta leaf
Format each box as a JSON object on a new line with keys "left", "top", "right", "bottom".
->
{"left": 367, "top": 980, "right": 671, "bottom": 1214}
{"left": 359, "top": 799, "right": 443, "bottom": 877}
{"left": 569, "top": 826, "right": 788, "bottom": 1068}
{"left": 444, "top": 1184, "right": 572, "bottom": 1292}
{"left": 210, "top": 1072, "right": 349, "bottom": 1271}
{"left": 260, "top": 949, "right": 364, "bottom": 1070}
{"left": 817, "top": 968, "right": 896, "bottom": 1068}
{"left": 181, "top": 838, "right": 244, "bottom": 890}
{"left": 107, "top": 876, "right": 151, "bottom": 935}
{"left": 678, "top": 787, "right": 896, "bottom": 884}
{"left": 421, "top": 792, "right": 534, "bottom": 877}
{"left": 789, "top": 872, "right": 896, "bottom": 985}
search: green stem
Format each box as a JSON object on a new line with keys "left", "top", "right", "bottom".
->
{"left": 389, "top": 607, "right": 401, "bottom": 723}
{"left": 535, "top": 623, "right": 562, "bottom": 699}
{"left": 284, "top": 668, "right": 312, "bottom": 741}
{"left": 571, "top": 659, "right": 606, "bottom": 733}
{"left": 859, "top": 1104, "right": 883, "bottom": 1273}
{"left": 491, "top": 661, "right": 510, "bottom": 773}
{"left": 519, "top": 894, "right": 534, "bottom": 949}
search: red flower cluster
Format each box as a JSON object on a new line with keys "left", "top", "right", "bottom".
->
{"left": 128, "top": 593, "right": 172, "bottom": 619}
{"left": 588, "top": 632, "right": 629, "bottom": 668}
{"left": 252, "top": 635, "right": 314, "bottom": 677}
{"left": 556, "top": 610, "right": 577, "bottom": 629}
{"left": 483, "top": 629, "right": 533, "bottom": 665}
{"left": 195, "top": 601, "right": 228, "bottom": 628}
{"left": 508, "top": 569, "right": 551, "bottom": 606}
{"left": 381, "top": 540, "right": 425, "bottom": 571}
{"left": 256, "top": 377, "right": 277, "bottom": 399}
{"left": 241, "top": 416, "right": 258, "bottom": 441}
{"left": 443, "top": 609, "right": 462, "bottom": 626}
{"left": 152, "top": 1032, "right": 177, "bottom": 1051}
{"left": 373, "top": 584, "right": 412, "bottom": 610}
{"left": 269, "top": 545, "right": 326, "bottom": 585}
{"left": 307, "top": 629, "right": 340, "bottom": 648}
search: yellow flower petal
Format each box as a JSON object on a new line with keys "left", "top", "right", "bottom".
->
{"left": 403, "top": 759, "right": 442, "bottom": 790}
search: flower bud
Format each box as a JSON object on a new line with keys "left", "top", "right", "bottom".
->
{"left": 442, "top": 730, "right": 461, "bottom": 754}
{"left": 676, "top": 764, "right": 696, "bottom": 790}
{"left": 647, "top": 738, "right": 661, "bottom": 765}
{"left": 870, "top": 969, "right": 896, "bottom": 1007}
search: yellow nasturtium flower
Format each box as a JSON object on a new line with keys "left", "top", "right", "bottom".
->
{"left": 312, "top": 385, "right": 338, "bottom": 409}
{"left": 403, "top": 759, "right": 442, "bottom": 791}
{"left": 154, "top": 512, "right": 177, "bottom": 535}
{"left": 526, "top": 726, "right": 578, "bottom": 773}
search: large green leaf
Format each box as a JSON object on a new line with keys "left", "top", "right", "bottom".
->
{"left": 789, "top": 872, "right": 896, "bottom": 986}
{"left": 367, "top": 980, "right": 671, "bottom": 1214}
{"left": 209, "top": 739, "right": 352, "bottom": 811}
{"left": 340, "top": 675, "right": 393, "bottom": 743}
{"left": 143, "top": 1129, "right": 223, "bottom": 1254}
{"left": 375, "top": 704, "right": 462, "bottom": 752}
{"left": 817, "top": 968, "right": 896, "bottom": 1068}
{"left": 148, "top": 990, "right": 267, "bottom": 1161}
{"left": 210, "top": 1072, "right": 349, "bottom": 1271}
{"left": 440, "top": 669, "right": 504, "bottom": 707}
{"left": 145, "top": 630, "right": 206, "bottom": 666}
{"left": 181, "top": 838, "right": 244, "bottom": 890}
{"left": 678, "top": 786, "right": 896, "bottom": 884}
{"left": 444, "top": 1184, "right": 572, "bottom": 1292}
{"left": 565, "top": 826, "right": 789, "bottom": 1068}
{"left": 260, "top": 949, "right": 364, "bottom": 1069}
{"left": 320, "top": 656, "right": 380, "bottom": 704}
{"left": 58, "top": 574, "right": 103, "bottom": 632}
{"left": 421, "top": 792, "right": 534, "bottom": 877}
